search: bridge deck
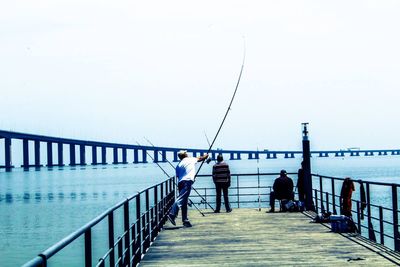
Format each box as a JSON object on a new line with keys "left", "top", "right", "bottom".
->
{"left": 140, "top": 209, "right": 400, "bottom": 266}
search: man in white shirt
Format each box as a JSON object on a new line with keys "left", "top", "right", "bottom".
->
{"left": 167, "top": 150, "right": 208, "bottom": 227}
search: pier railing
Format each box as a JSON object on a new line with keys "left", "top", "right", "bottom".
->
{"left": 22, "top": 177, "right": 175, "bottom": 267}
{"left": 312, "top": 174, "right": 400, "bottom": 251}
{"left": 195, "top": 173, "right": 400, "bottom": 252}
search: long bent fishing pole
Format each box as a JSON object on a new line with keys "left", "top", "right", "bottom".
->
{"left": 194, "top": 41, "right": 246, "bottom": 180}
{"left": 143, "top": 137, "right": 214, "bottom": 211}
{"left": 136, "top": 141, "right": 205, "bottom": 216}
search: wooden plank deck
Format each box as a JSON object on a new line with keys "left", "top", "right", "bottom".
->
{"left": 140, "top": 209, "right": 400, "bottom": 266}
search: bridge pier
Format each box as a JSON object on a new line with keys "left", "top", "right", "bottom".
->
{"left": 5, "top": 137, "right": 12, "bottom": 171}
{"left": 142, "top": 149, "right": 148, "bottom": 163}
{"left": 237, "top": 153, "right": 241, "bottom": 160}
{"left": 113, "top": 148, "right": 118, "bottom": 164}
{"left": 47, "top": 142, "right": 53, "bottom": 167}
{"left": 69, "top": 144, "right": 76, "bottom": 166}
{"left": 335, "top": 152, "right": 345, "bottom": 157}
{"left": 22, "top": 140, "right": 30, "bottom": 168}
{"left": 58, "top": 143, "right": 64, "bottom": 166}
{"left": 92, "top": 146, "right": 97, "bottom": 165}
{"left": 173, "top": 151, "right": 178, "bottom": 162}
{"left": 161, "top": 150, "right": 167, "bottom": 162}
{"left": 101, "top": 147, "right": 107, "bottom": 165}
{"left": 34, "top": 140, "right": 42, "bottom": 168}
{"left": 133, "top": 149, "right": 139, "bottom": 164}
{"left": 248, "top": 153, "right": 253, "bottom": 160}
{"left": 154, "top": 150, "right": 159, "bottom": 163}
{"left": 230, "top": 152, "right": 235, "bottom": 160}
{"left": 80, "top": 145, "right": 86, "bottom": 165}
{"left": 122, "top": 148, "right": 127, "bottom": 164}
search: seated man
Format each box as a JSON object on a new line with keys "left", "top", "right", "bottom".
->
{"left": 268, "top": 170, "right": 294, "bottom": 212}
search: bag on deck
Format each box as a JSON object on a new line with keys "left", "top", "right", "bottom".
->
{"left": 330, "top": 215, "right": 357, "bottom": 233}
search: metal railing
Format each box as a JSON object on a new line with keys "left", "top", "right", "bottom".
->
{"left": 312, "top": 174, "right": 400, "bottom": 251}
{"left": 194, "top": 173, "right": 294, "bottom": 208}
{"left": 22, "top": 177, "right": 175, "bottom": 267}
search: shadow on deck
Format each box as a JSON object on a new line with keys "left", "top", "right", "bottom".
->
{"left": 140, "top": 209, "right": 400, "bottom": 266}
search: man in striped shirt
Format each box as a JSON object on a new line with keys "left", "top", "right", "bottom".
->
{"left": 212, "top": 154, "right": 232, "bottom": 213}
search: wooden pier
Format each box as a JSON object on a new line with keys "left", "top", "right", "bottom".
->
{"left": 140, "top": 209, "right": 400, "bottom": 266}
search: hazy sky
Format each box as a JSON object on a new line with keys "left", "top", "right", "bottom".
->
{"left": 1, "top": 0, "right": 400, "bottom": 151}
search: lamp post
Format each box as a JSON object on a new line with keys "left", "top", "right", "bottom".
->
{"left": 302, "top": 123, "right": 315, "bottom": 211}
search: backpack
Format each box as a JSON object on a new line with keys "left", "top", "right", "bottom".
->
{"left": 330, "top": 215, "right": 357, "bottom": 233}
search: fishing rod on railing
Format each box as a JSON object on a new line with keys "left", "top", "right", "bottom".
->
{"left": 136, "top": 141, "right": 206, "bottom": 216}
{"left": 143, "top": 137, "right": 214, "bottom": 211}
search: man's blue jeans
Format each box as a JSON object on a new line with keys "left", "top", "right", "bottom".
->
{"left": 169, "top": 180, "right": 193, "bottom": 222}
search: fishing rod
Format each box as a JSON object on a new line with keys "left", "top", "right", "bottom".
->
{"left": 194, "top": 40, "right": 246, "bottom": 181}
{"left": 203, "top": 131, "right": 214, "bottom": 164}
{"left": 143, "top": 137, "right": 214, "bottom": 211}
{"left": 136, "top": 141, "right": 205, "bottom": 216}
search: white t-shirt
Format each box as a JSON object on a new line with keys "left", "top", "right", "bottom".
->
{"left": 176, "top": 157, "right": 199, "bottom": 182}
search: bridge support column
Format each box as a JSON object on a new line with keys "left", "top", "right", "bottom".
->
{"left": 70, "top": 144, "right": 76, "bottom": 166}
{"left": 122, "top": 148, "right": 127, "bottom": 164}
{"left": 58, "top": 143, "right": 64, "bottom": 166}
{"left": 34, "top": 140, "right": 41, "bottom": 168}
{"left": 237, "top": 153, "right": 241, "bottom": 160}
{"left": 23, "top": 139, "right": 29, "bottom": 169}
{"left": 133, "top": 149, "right": 139, "bottom": 164}
{"left": 142, "top": 149, "right": 148, "bottom": 163}
{"left": 248, "top": 153, "right": 253, "bottom": 160}
{"left": 47, "top": 142, "right": 53, "bottom": 167}
{"left": 153, "top": 150, "right": 159, "bottom": 163}
{"left": 230, "top": 152, "right": 235, "bottom": 160}
{"left": 80, "top": 145, "right": 86, "bottom": 165}
{"left": 302, "top": 123, "right": 314, "bottom": 211}
{"left": 113, "top": 148, "right": 118, "bottom": 164}
{"left": 101, "top": 147, "right": 107, "bottom": 164}
{"left": 173, "top": 151, "right": 178, "bottom": 162}
{"left": 5, "top": 137, "right": 12, "bottom": 172}
{"left": 161, "top": 150, "right": 167, "bottom": 162}
{"left": 91, "top": 146, "right": 97, "bottom": 165}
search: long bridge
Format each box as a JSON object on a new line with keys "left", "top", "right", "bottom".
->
{"left": 1, "top": 130, "right": 400, "bottom": 172}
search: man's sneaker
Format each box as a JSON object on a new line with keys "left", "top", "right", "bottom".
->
{"left": 214, "top": 210, "right": 220, "bottom": 213}
{"left": 167, "top": 214, "right": 176, "bottom": 226}
{"left": 226, "top": 208, "right": 232, "bottom": 213}
{"left": 183, "top": 220, "right": 192, "bottom": 227}
{"left": 267, "top": 209, "right": 275, "bottom": 213}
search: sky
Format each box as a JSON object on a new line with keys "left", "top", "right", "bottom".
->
{"left": 1, "top": 0, "right": 400, "bottom": 151}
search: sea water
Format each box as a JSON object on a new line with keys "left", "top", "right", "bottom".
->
{"left": 1, "top": 156, "right": 400, "bottom": 266}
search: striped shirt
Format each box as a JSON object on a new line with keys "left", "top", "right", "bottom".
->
{"left": 212, "top": 161, "right": 231, "bottom": 184}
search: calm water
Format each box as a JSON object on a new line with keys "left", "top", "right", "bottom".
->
{"left": 1, "top": 156, "right": 400, "bottom": 266}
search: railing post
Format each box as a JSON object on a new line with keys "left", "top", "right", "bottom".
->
{"left": 237, "top": 175, "right": 240, "bottom": 208}
{"left": 135, "top": 195, "right": 141, "bottom": 262}
{"left": 356, "top": 200, "right": 361, "bottom": 234}
{"left": 392, "top": 184, "right": 400, "bottom": 251}
{"left": 145, "top": 190, "right": 150, "bottom": 250}
{"left": 5, "top": 137, "right": 12, "bottom": 172}
{"left": 331, "top": 178, "right": 336, "bottom": 214}
{"left": 319, "top": 176, "right": 324, "bottom": 212}
{"left": 84, "top": 229, "right": 92, "bottom": 267}
{"left": 325, "top": 192, "right": 329, "bottom": 213}
{"left": 117, "top": 237, "right": 123, "bottom": 267}
{"left": 153, "top": 186, "right": 159, "bottom": 238}
{"left": 379, "top": 206, "right": 384, "bottom": 245}
{"left": 314, "top": 189, "right": 318, "bottom": 213}
{"left": 108, "top": 212, "right": 115, "bottom": 267}
{"left": 366, "top": 183, "right": 373, "bottom": 240}
{"left": 124, "top": 201, "right": 130, "bottom": 267}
